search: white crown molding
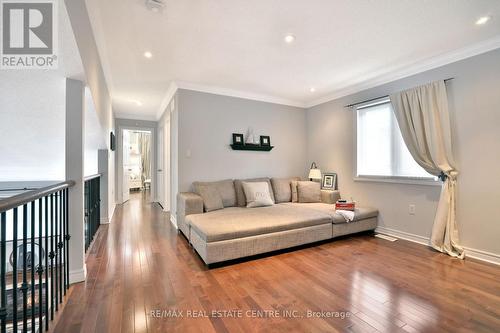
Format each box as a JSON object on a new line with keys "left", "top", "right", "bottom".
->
{"left": 114, "top": 111, "right": 158, "bottom": 121}
{"left": 156, "top": 81, "right": 179, "bottom": 120}
{"left": 109, "top": 36, "right": 500, "bottom": 119}
{"left": 376, "top": 226, "right": 500, "bottom": 265}
{"left": 305, "top": 35, "right": 500, "bottom": 108}
{"left": 175, "top": 80, "right": 306, "bottom": 108}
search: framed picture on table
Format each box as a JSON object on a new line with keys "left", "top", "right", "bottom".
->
{"left": 322, "top": 173, "right": 337, "bottom": 190}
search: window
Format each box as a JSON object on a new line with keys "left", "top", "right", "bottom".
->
{"left": 356, "top": 99, "right": 436, "bottom": 181}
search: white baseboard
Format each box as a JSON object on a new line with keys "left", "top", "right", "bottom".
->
{"left": 375, "top": 226, "right": 429, "bottom": 246}
{"left": 69, "top": 266, "right": 86, "bottom": 284}
{"left": 463, "top": 247, "right": 500, "bottom": 266}
{"left": 375, "top": 226, "right": 500, "bottom": 265}
{"left": 170, "top": 214, "right": 178, "bottom": 229}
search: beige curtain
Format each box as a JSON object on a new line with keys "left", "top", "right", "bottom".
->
{"left": 138, "top": 133, "right": 151, "bottom": 184}
{"left": 390, "top": 80, "right": 464, "bottom": 258}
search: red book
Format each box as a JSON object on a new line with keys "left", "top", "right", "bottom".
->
{"left": 335, "top": 202, "right": 355, "bottom": 211}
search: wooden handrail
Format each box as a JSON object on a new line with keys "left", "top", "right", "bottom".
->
{"left": 0, "top": 180, "right": 75, "bottom": 213}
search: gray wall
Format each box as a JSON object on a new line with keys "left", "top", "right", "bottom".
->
{"left": 306, "top": 48, "right": 500, "bottom": 257}
{"left": 176, "top": 89, "right": 308, "bottom": 194}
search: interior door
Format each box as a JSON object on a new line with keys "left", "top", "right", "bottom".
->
{"left": 122, "top": 130, "right": 130, "bottom": 203}
{"left": 157, "top": 126, "right": 165, "bottom": 208}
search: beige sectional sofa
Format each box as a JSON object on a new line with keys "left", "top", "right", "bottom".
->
{"left": 177, "top": 177, "right": 378, "bottom": 265}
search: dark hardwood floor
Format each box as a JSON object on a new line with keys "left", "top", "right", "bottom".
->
{"left": 53, "top": 192, "right": 500, "bottom": 333}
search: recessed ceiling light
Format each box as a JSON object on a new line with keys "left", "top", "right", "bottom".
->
{"left": 144, "top": 51, "right": 153, "bottom": 58}
{"left": 476, "top": 16, "right": 491, "bottom": 25}
{"left": 284, "top": 34, "right": 295, "bottom": 44}
{"left": 310, "top": 87, "right": 316, "bottom": 93}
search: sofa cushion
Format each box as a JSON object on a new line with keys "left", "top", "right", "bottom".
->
{"left": 271, "top": 177, "right": 301, "bottom": 203}
{"left": 187, "top": 205, "right": 331, "bottom": 242}
{"left": 297, "top": 181, "right": 321, "bottom": 203}
{"left": 235, "top": 178, "right": 275, "bottom": 207}
{"left": 193, "top": 179, "right": 236, "bottom": 207}
{"left": 242, "top": 181, "right": 274, "bottom": 208}
{"left": 280, "top": 202, "right": 379, "bottom": 224}
{"left": 196, "top": 185, "right": 224, "bottom": 212}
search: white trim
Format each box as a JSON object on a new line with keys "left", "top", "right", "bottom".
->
{"left": 354, "top": 176, "right": 441, "bottom": 187}
{"left": 69, "top": 266, "right": 87, "bottom": 284}
{"left": 175, "top": 80, "right": 306, "bottom": 108}
{"left": 100, "top": 217, "right": 110, "bottom": 224}
{"left": 375, "top": 226, "right": 429, "bottom": 246}
{"left": 306, "top": 35, "right": 500, "bottom": 108}
{"left": 463, "top": 247, "right": 500, "bottom": 266}
{"left": 109, "top": 202, "right": 115, "bottom": 221}
{"left": 170, "top": 214, "right": 178, "bottom": 229}
{"left": 375, "top": 226, "right": 500, "bottom": 265}
{"left": 114, "top": 112, "right": 157, "bottom": 121}
{"left": 156, "top": 82, "right": 178, "bottom": 120}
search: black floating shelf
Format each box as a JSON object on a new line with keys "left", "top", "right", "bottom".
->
{"left": 230, "top": 144, "right": 274, "bottom": 151}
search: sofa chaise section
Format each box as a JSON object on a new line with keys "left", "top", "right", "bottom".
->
{"left": 187, "top": 205, "right": 332, "bottom": 264}
{"left": 177, "top": 178, "right": 379, "bottom": 265}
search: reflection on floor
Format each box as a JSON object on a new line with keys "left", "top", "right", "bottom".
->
{"left": 53, "top": 194, "right": 500, "bottom": 332}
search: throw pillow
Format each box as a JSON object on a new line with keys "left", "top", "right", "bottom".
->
{"left": 193, "top": 179, "right": 236, "bottom": 207}
{"left": 271, "top": 177, "right": 300, "bottom": 203}
{"left": 196, "top": 185, "right": 224, "bottom": 212}
{"left": 291, "top": 180, "right": 299, "bottom": 203}
{"left": 234, "top": 178, "right": 276, "bottom": 207}
{"left": 297, "top": 181, "right": 321, "bottom": 203}
{"left": 241, "top": 181, "right": 274, "bottom": 208}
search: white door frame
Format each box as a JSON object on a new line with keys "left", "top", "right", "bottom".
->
{"left": 117, "top": 125, "right": 156, "bottom": 204}
{"left": 157, "top": 125, "right": 165, "bottom": 209}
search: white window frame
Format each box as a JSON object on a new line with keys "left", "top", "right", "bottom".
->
{"left": 353, "top": 98, "right": 440, "bottom": 186}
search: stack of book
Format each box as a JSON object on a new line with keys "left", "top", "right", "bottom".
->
{"left": 335, "top": 200, "right": 355, "bottom": 211}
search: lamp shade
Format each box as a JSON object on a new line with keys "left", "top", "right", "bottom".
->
{"left": 308, "top": 168, "right": 322, "bottom": 180}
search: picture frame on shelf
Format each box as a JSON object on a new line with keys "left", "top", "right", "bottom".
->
{"left": 322, "top": 173, "right": 337, "bottom": 190}
{"left": 260, "top": 135, "right": 271, "bottom": 147}
{"left": 232, "top": 133, "right": 244, "bottom": 145}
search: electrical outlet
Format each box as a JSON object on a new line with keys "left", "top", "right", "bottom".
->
{"left": 409, "top": 204, "right": 416, "bottom": 215}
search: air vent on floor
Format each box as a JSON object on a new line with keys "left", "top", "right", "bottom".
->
{"left": 375, "top": 234, "right": 398, "bottom": 242}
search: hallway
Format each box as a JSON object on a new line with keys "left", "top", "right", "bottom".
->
{"left": 53, "top": 194, "right": 500, "bottom": 333}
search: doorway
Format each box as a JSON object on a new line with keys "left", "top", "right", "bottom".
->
{"left": 122, "top": 129, "right": 152, "bottom": 203}
{"left": 157, "top": 114, "right": 171, "bottom": 211}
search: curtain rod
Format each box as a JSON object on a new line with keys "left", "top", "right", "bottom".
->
{"left": 344, "top": 78, "right": 454, "bottom": 109}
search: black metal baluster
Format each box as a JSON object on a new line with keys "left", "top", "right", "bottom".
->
{"left": 44, "top": 196, "right": 49, "bottom": 331}
{"left": 54, "top": 194, "right": 58, "bottom": 312}
{"left": 90, "top": 179, "right": 94, "bottom": 245}
{"left": 12, "top": 207, "right": 18, "bottom": 332}
{"left": 0, "top": 212, "right": 7, "bottom": 333}
{"left": 58, "top": 191, "right": 63, "bottom": 304}
{"left": 30, "top": 201, "right": 36, "bottom": 331}
{"left": 64, "top": 188, "right": 69, "bottom": 291}
{"left": 22, "top": 204, "right": 28, "bottom": 333}
{"left": 49, "top": 194, "right": 54, "bottom": 320}
{"left": 38, "top": 198, "right": 44, "bottom": 332}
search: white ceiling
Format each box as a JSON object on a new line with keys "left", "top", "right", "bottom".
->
{"left": 85, "top": 0, "right": 500, "bottom": 119}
